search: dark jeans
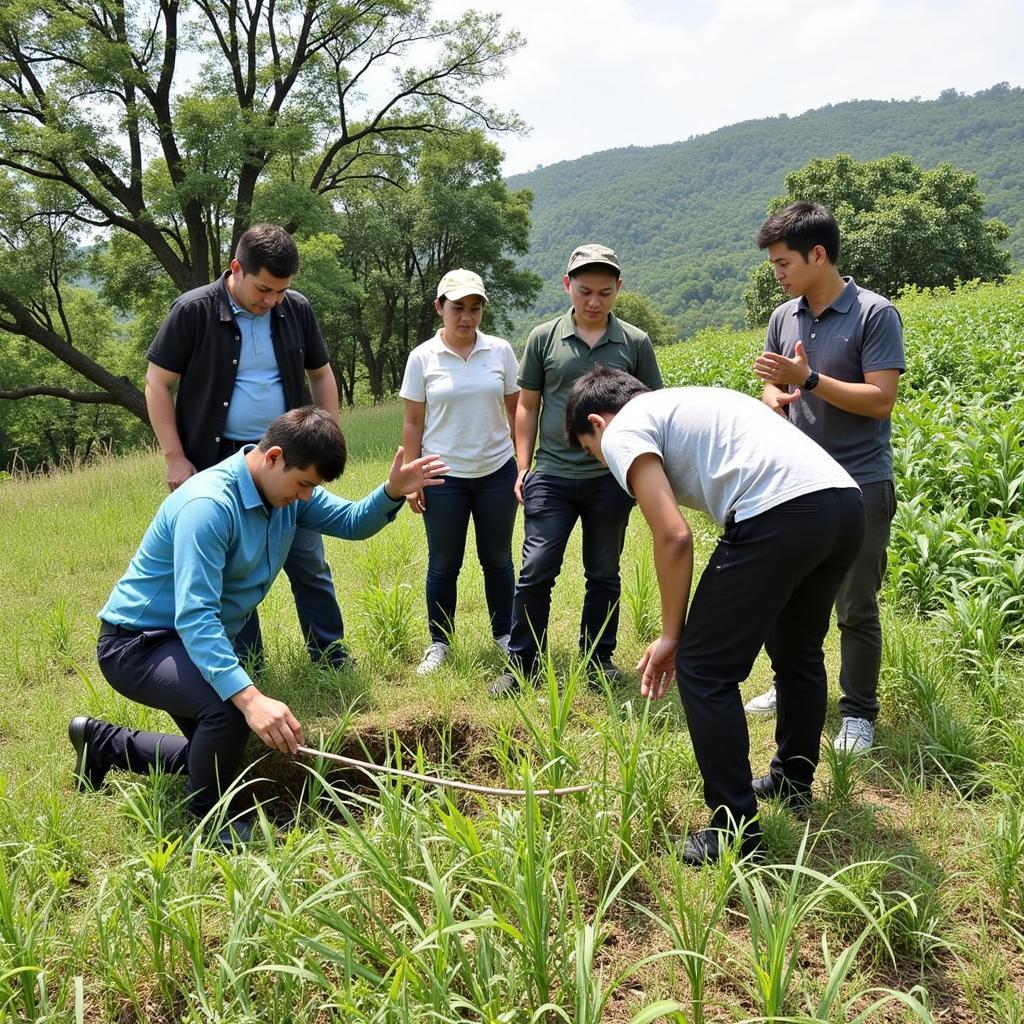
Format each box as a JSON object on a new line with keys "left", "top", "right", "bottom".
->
{"left": 234, "top": 528, "right": 348, "bottom": 668}
{"left": 422, "top": 457, "right": 518, "bottom": 643}
{"left": 509, "top": 471, "right": 635, "bottom": 672}
{"left": 675, "top": 488, "right": 864, "bottom": 834}
{"left": 94, "top": 629, "right": 252, "bottom": 818}
{"left": 219, "top": 437, "right": 346, "bottom": 668}
{"left": 836, "top": 480, "right": 896, "bottom": 722}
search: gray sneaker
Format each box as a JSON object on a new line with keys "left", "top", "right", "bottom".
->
{"left": 416, "top": 642, "right": 449, "bottom": 676}
{"left": 834, "top": 717, "right": 874, "bottom": 754}
{"left": 744, "top": 685, "right": 777, "bottom": 715}
{"left": 488, "top": 671, "right": 521, "bottom": 698}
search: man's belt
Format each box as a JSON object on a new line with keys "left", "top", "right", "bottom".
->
{"left": 98, "top": 621, "right": 144, "bottom": 638}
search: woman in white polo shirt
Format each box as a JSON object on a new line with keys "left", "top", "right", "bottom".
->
{"left": 400, "top": 269, "right": 520, "bottom": 674}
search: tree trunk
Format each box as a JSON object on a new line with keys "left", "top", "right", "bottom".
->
{"left": 0, "top": 290, "right": 148, "bottom": 422}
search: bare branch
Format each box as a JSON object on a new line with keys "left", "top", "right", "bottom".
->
{"left": 0, "top": 386, "right": 124, "bottom": 404}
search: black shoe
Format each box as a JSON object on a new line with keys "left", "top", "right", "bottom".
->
{"left": 585, "top": 657, "right": 624, "bottom": 689}
{"left": 488, "top": 672, "right": 521, "bottom": 698}
{"left": 212, "top": 814, "right": 258, "bottom": 848}
{"left": 752, "top": 772, "right": 812, "bottom": 811}
{"left": 68, "top": 716, "right": 109, "bottom": 791}
{"left": 681, "top": 827, "right": 763, "bottom": 866}
{"left": 321, "top": 644, "right": 356, "bottom": 672}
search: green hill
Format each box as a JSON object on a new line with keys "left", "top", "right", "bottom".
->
{"left": 508, "top": 84, "right": 1024, "bottom": 338}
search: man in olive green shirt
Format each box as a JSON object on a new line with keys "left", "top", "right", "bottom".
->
{"left": 490, "top": 244, "right": 663, "bottom": 696}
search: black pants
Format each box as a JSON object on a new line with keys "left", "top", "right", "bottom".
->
{"left": 92, "top": 629, "right": 252, "bottom": 817}
{"left": 835, "top": 480, "right": 896, "bottom": 721}
{"left": 422, "top": 458, "right": 518, "bottom": 643}
{"left": 676, "top": 487, "right": 865, "bottom": 833}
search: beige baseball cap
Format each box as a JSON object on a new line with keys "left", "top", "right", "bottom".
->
{"left": 566, "top": 243, "right": 621, "bottom": 276}
{"left": 436, "top": 268, "right": 487, "bottom": 302}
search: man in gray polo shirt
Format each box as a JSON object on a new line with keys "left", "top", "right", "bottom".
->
{"left": 488, "top": 244, "right": 663, "bottom": 696}
{"left": 747, "top": 202, "right": 905, "bottom": 754}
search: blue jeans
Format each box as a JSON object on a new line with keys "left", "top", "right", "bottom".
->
{"left": 235, "top": 527, "right": 347, "bottom": 668}
{"left": 509, "top": 471, "right": 635, "bottom": 672}
{"left": 421, "top": 458, "right": 517, "bottom": 643}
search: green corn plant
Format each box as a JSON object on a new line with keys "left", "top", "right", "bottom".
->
{"left": 531, "top": 861, "right": 649, "bottom": 1024}
{"left": 510, "top": 645, "right": 584, "bottom": 796}
{"left": 0, "top": 852, "right": 64, "bottom": 1020}
{"left": 357, "top": 579, "right": 418, "bottom": 662}
{"left": 936, "top": 584, "right": 1012, "bottom": 682}
{"left": 819, "top": 737, "right": 865, "bottom": 807}
{"left": 596, "top": 696, "right": 679, "bottom": 868}
{"left": 868, "top": 882, "right": 950, "bottom": 975}
{"left": 355, "top": 527, "right": 421, "bottom": 662}
{"left": 45, "top": 594, "right": 75, "bottom": 665}
{"left": 989, "top": 793, "right": 1024, "bottom": 915}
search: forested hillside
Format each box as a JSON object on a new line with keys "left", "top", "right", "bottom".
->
{"left": 508, "top": 84, "right": 1024, "bottom": 337}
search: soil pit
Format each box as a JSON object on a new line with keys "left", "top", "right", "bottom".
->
{"left": 241, "top": 710, "right": 505, "bottom": 815}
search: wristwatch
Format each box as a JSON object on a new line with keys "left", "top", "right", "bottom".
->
{"left": 802, "top": 369, "right": 820, "bottom": 391}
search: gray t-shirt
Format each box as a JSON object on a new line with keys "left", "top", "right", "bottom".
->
{"left": 601, "top": 388, "right": 857, "bottom": 528}
{"left": 766, "top": 277, "right": 905, "bottom": 485}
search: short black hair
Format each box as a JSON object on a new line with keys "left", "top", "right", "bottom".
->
{"left": 756, "top": 201, "right": 840, "bottom": 264}
{"left": 258, "top": 406, "right": 347, "bottom": 480}
{"left": 565, "top": 366, "right": 650, "bottom": 447}
{"left": 235, "top": 224, "right": 300, "bottom": 278}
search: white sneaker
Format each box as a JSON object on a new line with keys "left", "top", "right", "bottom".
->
{"left": 744, "top": 685, "right": 777, "bottom": 715}
{"left": 495, "top": 634, "right": 512, "bottom": 657}
{"left": 834, "top": 717, "right": 874, "bottom": 755}
{"left": 416, "top": 642, "right": 449, "bottom": 675}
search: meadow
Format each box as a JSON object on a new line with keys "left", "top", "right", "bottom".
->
{"left": 0, "top": 277, "right": 1023, "bottom": 1022}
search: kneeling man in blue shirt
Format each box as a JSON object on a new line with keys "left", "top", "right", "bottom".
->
{"left": 70, "top": 406, "right": 447, "bottom": 840}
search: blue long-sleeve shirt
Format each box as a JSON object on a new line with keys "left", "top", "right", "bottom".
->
{"left": 99, "top": 450, "right": 403, "bottom": 700}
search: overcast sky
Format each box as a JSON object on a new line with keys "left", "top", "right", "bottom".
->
{"left": 432, "top": 0, "right": 1024, "bottom": 176}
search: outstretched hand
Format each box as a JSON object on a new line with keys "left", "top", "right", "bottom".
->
{"left": 387, "top": 446, "right": 450, "bottom": 498}
{"left": 753, "top": 340, "right": 810, "bottom": 388}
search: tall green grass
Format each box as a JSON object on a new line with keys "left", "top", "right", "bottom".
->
{"left": 1, "top": 276, "right": 1024, "bottom": 1019}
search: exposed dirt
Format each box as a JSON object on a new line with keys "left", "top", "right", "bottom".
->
{"left": 242, "top": 707, "right": 504, "bottom": 814}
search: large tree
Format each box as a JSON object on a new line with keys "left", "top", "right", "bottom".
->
{"left": 744, "top": 153, "right": 1012, "bottom": 326}
{"left": 612, "top": 290, "right": 677, "bottom": 347}
{"left": 0, "top": 0, "right": 522, "bottom": 417}
{"left": 299, "top": 129, "right": 540, "bottom": 403}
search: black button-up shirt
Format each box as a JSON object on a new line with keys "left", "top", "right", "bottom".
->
{"left": 147, "top": 272, "right": 331, "bottom": 470}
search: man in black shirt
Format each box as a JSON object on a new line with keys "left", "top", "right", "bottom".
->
{"left": 145, "top": 224, "right": 349, "bottom": 669}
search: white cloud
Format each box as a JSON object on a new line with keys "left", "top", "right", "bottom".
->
{"left": 432, "top": 0, "right": 1024, "bottom": 175}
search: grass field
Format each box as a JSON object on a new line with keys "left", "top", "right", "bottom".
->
{"left": 0, "top": 278, "right": 1023, "bottom": 1021}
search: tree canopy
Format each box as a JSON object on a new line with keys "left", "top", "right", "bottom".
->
{"left": 613, "top": 290, "right": 677, "bottom": 347}
{"left": 744, "top": 153, "right": 1012, "bottom": 325}
{"left": 299, "top": 130, "right": 541, "bottom": 403}
{"left": 0, "top": 0, "right": 524, "bottom": 423}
